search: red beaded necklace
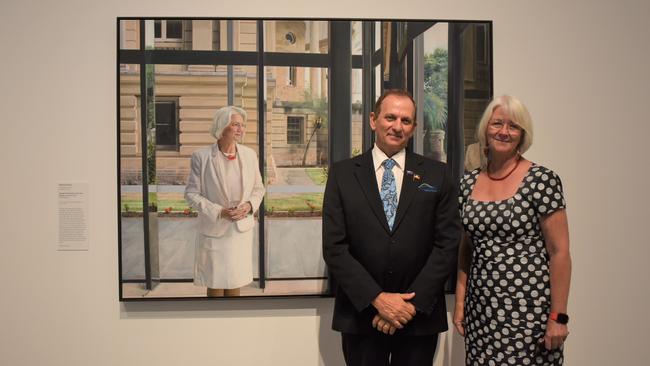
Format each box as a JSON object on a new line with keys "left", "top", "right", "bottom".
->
{"left": 219, "top": 144, "right": 237, "bottom": 161}
{"left": 487, "top": 156, "right": 520, "bottom": 181}
{"left": 221, "top": 150, "right": 237, "bottom": 161}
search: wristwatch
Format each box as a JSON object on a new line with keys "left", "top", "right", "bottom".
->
{"left": 549, "top": 312, "right": 569, "bottom": 324}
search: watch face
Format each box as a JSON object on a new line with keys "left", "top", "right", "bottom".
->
{"left": 557, "top": 313, "right": 569, "bottom": 324}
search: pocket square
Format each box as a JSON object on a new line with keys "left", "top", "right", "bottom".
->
{"left": 418, "top": 183, "right": 439, "bottom": 193}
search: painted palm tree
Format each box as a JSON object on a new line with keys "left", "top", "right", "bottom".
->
{"left": 423, "top": 48, "right": 448, "bottom": 161}
{"left": 423, "top": 93, "right": 448, "bottom": 132}
{"left": 301, "top": 90, "right": 328, "bottom": 166}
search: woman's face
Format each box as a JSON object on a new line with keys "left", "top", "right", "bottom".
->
{"left": 220, "top": 113, "right": 245, "bottom": 142}
{"left": 486, "top": 106, "right": 523, "bottom": 157}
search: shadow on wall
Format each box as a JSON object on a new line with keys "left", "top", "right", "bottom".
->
{"left": 440, "top": 295, "right": 466, "bottom": 366}
{"left": 317, "top": 301, "right": 346, "bottom": 365}
{"left": 118, "top": 296, "right": 463, "bottom": 365}
{"left": 120, "top": 298, "right": 346, "bottom": 364}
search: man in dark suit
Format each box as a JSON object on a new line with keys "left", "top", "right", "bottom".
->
{"left": 322, "top": 89, "right": 461, "bottom": 366}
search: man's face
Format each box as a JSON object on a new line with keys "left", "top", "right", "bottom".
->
{"left": 370, "top": 95, "right": 416, "bottom": 157}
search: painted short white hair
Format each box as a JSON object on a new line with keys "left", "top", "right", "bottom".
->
{"left": 209, "top": 106, "right": 247, "bottom": 140}
{"left": 476, "top": 95, "right": 533, "bottom": 169}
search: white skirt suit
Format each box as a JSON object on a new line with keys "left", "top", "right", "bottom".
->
{"left": 184, "top": 143, "right": 265, "bottom": 289}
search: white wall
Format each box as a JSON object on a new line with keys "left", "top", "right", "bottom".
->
{"left": 2, "top": 0, "right": 649, "bottom": 365}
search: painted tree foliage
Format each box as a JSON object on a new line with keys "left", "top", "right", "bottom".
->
{"left": 423, "top": 48, "right": 448, "bottom": 157}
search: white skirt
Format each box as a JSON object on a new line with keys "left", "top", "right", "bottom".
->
{"left": 193, "top": 224, "right": 253, "bottom": 289}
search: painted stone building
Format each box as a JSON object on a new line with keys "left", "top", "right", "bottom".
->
{"left": 119, "top": 20, "right": 356, "bottom": 185}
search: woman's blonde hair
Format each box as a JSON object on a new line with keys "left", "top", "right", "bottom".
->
{"left": 476, "top": 95, "right": 533, "bottom": 169}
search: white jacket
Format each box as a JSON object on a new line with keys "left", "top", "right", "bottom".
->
{"left": 184, "top": 143, "right": 265, "bottom": 237}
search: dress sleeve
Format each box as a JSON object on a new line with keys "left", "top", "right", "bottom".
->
{"left": 185, "top": 151, "right": 224, "bottom": 221}
{"left": 532, "top": 167, "right": 566, "bottom": 217}
{"left": 458, "top": 172, "right": 470, "bottom": 214}
{"left": 458, "top": 170, "right": 477, "bottom": 215}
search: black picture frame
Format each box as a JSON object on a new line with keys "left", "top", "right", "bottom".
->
{"left": 117, "top": 17, "right": 493, "bottom": 301}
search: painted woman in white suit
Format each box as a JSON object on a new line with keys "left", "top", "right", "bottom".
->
{"left": 185, "top": 106, "right": 265, "bottom": 297}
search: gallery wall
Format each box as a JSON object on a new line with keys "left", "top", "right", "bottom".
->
{"left": 1, "top": 0, "right": 648, "bottom": 365}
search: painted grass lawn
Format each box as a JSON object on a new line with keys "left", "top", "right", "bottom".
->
{"left": 121, "top": 192, "right": 324, "bottom": 213}
{"left": 304, "top": 167, "right": 327, "bottom": 185}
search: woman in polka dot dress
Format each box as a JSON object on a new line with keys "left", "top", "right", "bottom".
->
{"left": 454, "top": 95, "right": 572, "bottom": 365}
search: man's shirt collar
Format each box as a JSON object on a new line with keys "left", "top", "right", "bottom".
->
{"left": 372, "top": 144, "right": 406, "bottom": 171}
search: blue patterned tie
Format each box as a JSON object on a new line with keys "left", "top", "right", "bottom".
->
{"left": 380, "top": 158, "right": 398, "bottom": 230}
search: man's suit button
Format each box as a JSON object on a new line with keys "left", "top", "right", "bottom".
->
{"left": 387, "top": 269, "right": 393, "bottom": 275}
{"left": 390, "top": 239, "right": 396, "bottom": 244}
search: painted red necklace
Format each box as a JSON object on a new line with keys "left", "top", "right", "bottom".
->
{"left": 487, "top": 157, "right": 520, "bottom": 181}
{"left": 220, "top": 149, "right": 237, "bottom": 161}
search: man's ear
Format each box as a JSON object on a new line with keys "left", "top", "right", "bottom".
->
{"left": 369, "top": 112, "right": 377, "bottom": 131}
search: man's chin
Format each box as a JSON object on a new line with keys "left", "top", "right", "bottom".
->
{"left": 379, "top": 143, "right": 406, "bottom": 155}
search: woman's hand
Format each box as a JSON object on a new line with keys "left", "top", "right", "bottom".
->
{"left": 220, "top": 207, "right": 237, "bottom": 221}
{"left": 543, "top": 320, "right": 569, "bottom": 350}
{"left": 221, "top": 202, "right": 252, "bottom": 221}
{"left": 453, "top": 302, "right": 466, "bottom": 337}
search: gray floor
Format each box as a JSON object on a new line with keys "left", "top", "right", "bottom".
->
{"left": 120, "top": 217, "right": 326, "bottom": 280}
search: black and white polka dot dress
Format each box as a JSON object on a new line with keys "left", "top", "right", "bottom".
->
{"left": 459, "top": 164, "right": 566, "bottom": 365}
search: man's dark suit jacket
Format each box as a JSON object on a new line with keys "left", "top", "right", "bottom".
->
{"left": 322, "top": 150, "right": 461, "bottom": 336}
